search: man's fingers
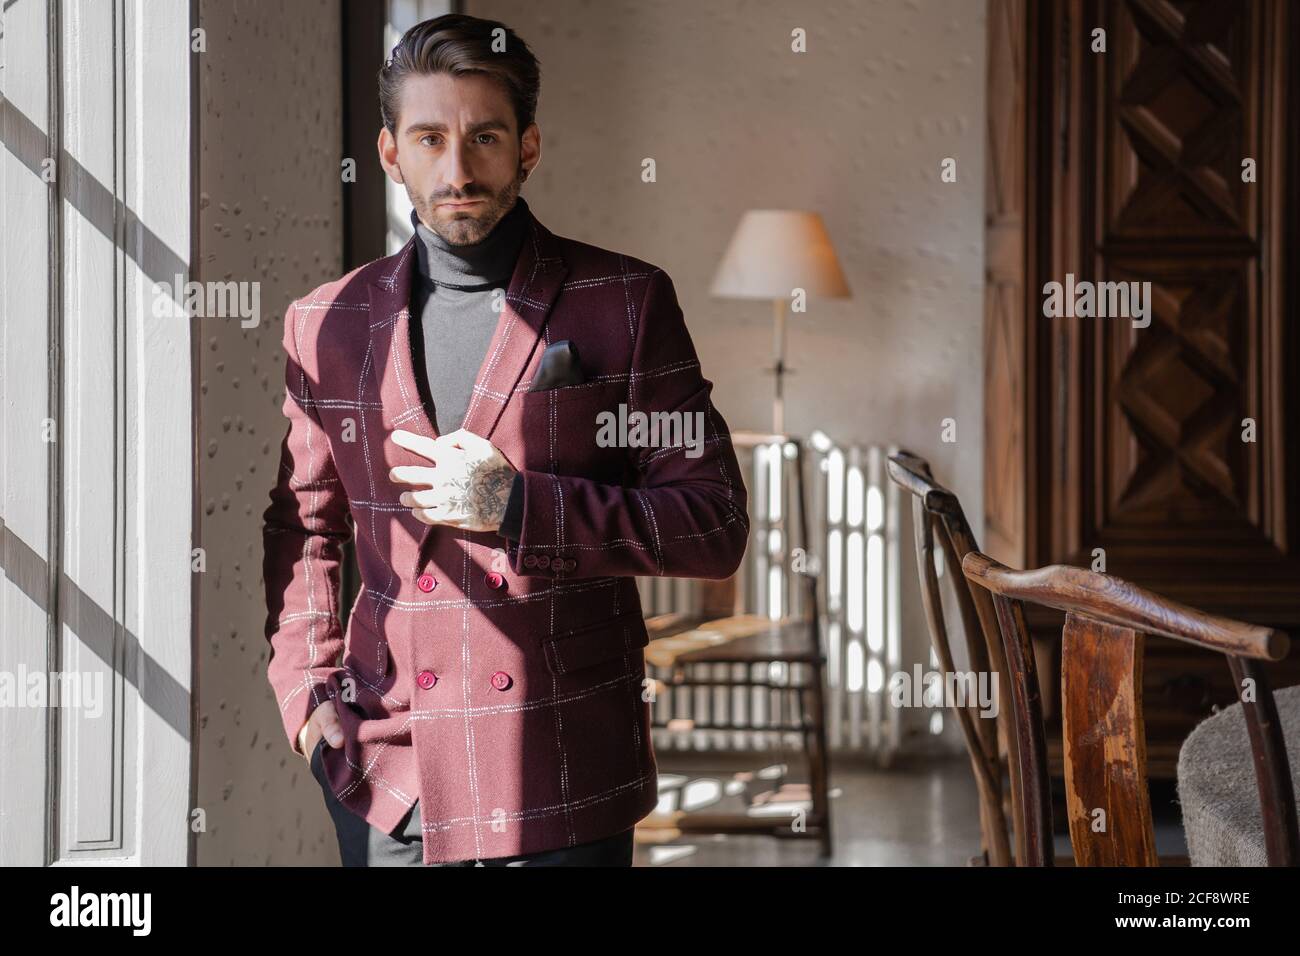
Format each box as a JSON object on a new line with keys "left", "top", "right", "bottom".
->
{"left": 401, "top": 484, "right": 461, "bottom": 508}
{"left": 390, "top": 428, "right": 440, "bottom": 462}
{"left": 316, "top": 715, "right": 344, "bottom": 748}
{"left": 400, "top": 487, "right": 438, "bottom": 507}
{"left": 415, "top": 500, "right": 480, "bottom": 528}
{"left": 415, "top": 503, "right": 462, "bottom": 526}
{"left": 307, "top": 701, "right": 345, "bottom": 750}
{"left": 434, "top": 426, "right": 470, "bottom": 444}
{"left": 429, "top": 430, "right": 478, "bottom": 458}
{"left": 389, "top": 464, "right": 440, "bottom": 487}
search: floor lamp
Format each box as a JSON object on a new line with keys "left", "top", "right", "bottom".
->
{"left": 710, "top": 210, "right": 850, "bottom": 434}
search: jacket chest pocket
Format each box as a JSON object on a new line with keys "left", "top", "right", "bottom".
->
{"left": 518, "top": 381, "right": 628, "bottom": 478}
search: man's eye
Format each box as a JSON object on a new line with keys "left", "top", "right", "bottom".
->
{"left": 420, "top": 135, "right": 441, "bottom": 147}
{"left": 476, "top": 134, "right": 496, "bottom": 144}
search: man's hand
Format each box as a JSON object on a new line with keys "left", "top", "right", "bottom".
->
{"left": 389, "top": 428, "right": 517, "bottom": 533}
{"left": 297, "top": 699, "right": 343, "bottom": 760}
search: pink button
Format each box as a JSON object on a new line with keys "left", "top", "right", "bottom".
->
{"left": 485, "top": 571, "right": 505, "bottom": 590}
{"left": 417, "top": 670, "right": 437, "bottom": 689}
{"left": 491, "top": 671, "right": 512, "bottom": 691}
{"left": 416, "top": 573, "right": 437, "bottom": 593}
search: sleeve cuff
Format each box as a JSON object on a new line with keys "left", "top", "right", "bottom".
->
{"left": 497, "top": 471, "right": 526, "bottom": 540}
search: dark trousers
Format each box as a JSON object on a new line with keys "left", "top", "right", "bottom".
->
{"left": 310, "top": 740, "right": 635, "bottom": 866}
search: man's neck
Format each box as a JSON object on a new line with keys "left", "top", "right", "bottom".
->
{"left": 411, "top": 196, "right": 530, "bottom": 292}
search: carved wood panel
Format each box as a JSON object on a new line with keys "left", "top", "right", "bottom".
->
{"left": 1104, "top": 258, "right": 1258, "bottom": 536}
{"left": 1107, "top": 0, "right": 1259, "bottom": 242}
{"left": 1068, "top": 0, "right": 1295, "bottom": 618}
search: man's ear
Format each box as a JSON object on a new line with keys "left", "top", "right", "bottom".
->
{"left": 377, "top": 126, "right": 404, "bottom": 185}
{"left": 519, "top": 122, "right": 542, "bottom": 181}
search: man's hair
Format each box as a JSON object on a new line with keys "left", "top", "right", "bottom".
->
{"left": 378, "top": 13, "right": 541, "bottom": 137}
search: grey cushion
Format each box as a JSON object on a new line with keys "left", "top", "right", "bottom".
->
{"left": 1177, "top": 683, "right": 1300, "bottom": 866}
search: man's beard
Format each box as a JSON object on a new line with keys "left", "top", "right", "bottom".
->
{"left": 408, "top": 167, "right": 525, "bottom": 246}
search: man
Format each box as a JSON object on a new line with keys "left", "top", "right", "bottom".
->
{"left": 262, "top": 13, "right": 749, "bottom": 866}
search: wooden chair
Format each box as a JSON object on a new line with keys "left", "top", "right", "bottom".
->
{"left": 962, "top": 552, "right": 1300, "bottom": 866}
{"left": 886, "top": 450, "right": 1016, "bottom": 866}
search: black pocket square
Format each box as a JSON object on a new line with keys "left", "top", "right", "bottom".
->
{"left": 528, "top": 340, "right": 586, "bottom": 390}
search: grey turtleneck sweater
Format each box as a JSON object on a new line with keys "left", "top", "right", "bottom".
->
{"left": 409, "top": 196, "right": 530, "bottom": 540}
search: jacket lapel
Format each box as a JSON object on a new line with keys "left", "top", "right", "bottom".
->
{"left": 365, "top": 204, "right": 569, "bottom": 565}
{"left": 459, "top": 211, "right": 568, "bottom": 442}
{"left": 366, "top": 239, "right": 436, "bottom": 439}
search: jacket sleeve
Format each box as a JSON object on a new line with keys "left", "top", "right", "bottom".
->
{"left": 262, "top": 298, "right": 351, "bottom": 753}
{"left": 504, "top": 268, "right": 750, "bottom": 580}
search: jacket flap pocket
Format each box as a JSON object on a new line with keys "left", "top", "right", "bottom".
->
{"left": 543, "top": 610, "right": 650, "bottom": 676}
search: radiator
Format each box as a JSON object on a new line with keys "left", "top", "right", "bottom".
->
{"left": 638, "top": 434, "right": 936, "bottom": 760}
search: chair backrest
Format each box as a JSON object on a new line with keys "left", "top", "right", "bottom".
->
{"left": 961, "top": 551, "right": 1299, "bottom": 866}
{"left": 886, "top": 450, "right": 1015, "bottom": 866}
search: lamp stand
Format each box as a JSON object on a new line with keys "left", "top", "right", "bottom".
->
{"left": 771, "top": 297, "right": 788, "bottom": 435}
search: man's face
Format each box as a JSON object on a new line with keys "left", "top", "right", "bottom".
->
{"left": 378, "top": 71, "right": 541, "bottom": 246}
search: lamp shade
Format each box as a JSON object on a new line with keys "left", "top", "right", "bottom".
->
{"left": 710, "top": 209, "right": 851, "bottom": 300}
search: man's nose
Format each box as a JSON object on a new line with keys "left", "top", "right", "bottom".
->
{"left": 441, "top": 140, "right": 475, "bottom": 192}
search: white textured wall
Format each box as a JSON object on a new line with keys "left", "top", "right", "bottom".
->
{"left": 195, "top": 0, "right": 343, "bottom": 865}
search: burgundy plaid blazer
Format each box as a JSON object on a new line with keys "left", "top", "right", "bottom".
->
{"left": 262, "top": 204, "right": 750, "bottom": 864}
